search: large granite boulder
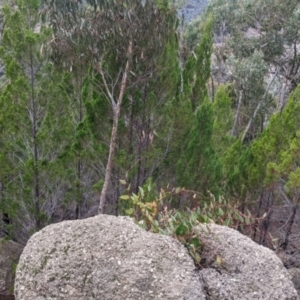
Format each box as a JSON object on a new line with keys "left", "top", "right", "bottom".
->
{"left": 15, "top": 216, "right": 299, "bottom": 300}
{"left": 15, "top": 215, "right": 204, "bottom": 300}
{"left": 197, "top": 224, "right": 299, "bottom": 300}
{"left": 0, "top": 239, "right": 23, "bottom": 298}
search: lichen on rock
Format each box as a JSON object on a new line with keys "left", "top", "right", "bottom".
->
{"left": 15, "top": 215, "right": 205, "bottom": 300}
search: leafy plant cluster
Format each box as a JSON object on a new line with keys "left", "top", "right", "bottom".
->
{"left": 120, "top": 180, "right": 256, "bottom": 266}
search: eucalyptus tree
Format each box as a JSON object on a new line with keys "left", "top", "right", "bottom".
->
{"left": 43, "top": 0, "right": 178, "bottom": 213}
{"left": 116, "top": 36, "right": 180, "bottom": 199}
{"left": 188, "top": 0, "right": 300, "bottom": 140}
{"left": 0, "top": 0, "right": 70, "bottom": 240}
{"left": 228, "top": 50, "right": 270, "bottom": 140}
{"left": 206, "top": 0, "right": 300, "bottom": 67}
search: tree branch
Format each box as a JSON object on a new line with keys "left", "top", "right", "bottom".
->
{"left": 96, "top": 61, "right": 116, "bottom": 106}
{"left": 231, "top": 91, "right": 243, "bottom": 137}
{"left": 241, "top": 66, "right": 279, "bottom": 142}
{"left": 98, "top": 40, "right": 133, "bottom": 214}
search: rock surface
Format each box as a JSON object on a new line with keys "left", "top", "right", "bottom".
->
{"left": 15, "top": 215, "right": 204, "bottom": 300}
{"left": 15, "top": 217, "right": 299, "bottom": 300}
{"left": 288, "top": 268, "right": 300, "bottom": 297}
{"left": 197, "top": 224, "right": 299, "bottom": 300}
{"left": 0, "top": 239, "right": 23, "bottom": 298}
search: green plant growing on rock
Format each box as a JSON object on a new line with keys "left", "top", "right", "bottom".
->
{"left": 120, "top": 180, "right": 257, "bottom": 267}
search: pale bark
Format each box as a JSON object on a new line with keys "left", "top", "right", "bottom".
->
{"left": 29, "top": 47, "right": 41, "bottom": 230}
{"left": 98, "top": 41, "right": 133, "bottom": 214}
{"left": 241, "top": 67, "right": 279, "bottom": 142}
{"left": 231, "top": 91, "right": 243, "bottom": 137}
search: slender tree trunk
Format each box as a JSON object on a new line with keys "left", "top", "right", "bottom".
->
{"left": 231, "top": 91, "right": 242, "bottom": 137}
{"left": 129, "top": 96, "right": 134, "bottom": 158}
{"left": 98, "top": 104, "right": 121, "bottom": 214}
{"left": 30, "top": 48, "right": 40, "bottom": 230}
{"left": 135, "top": 89, "right": 146, "bottom": 193}
{"left": 98, "top": 41, "right": 132, "bottom": 214}
{"left": 0, "top": 181, "right": 11, "bottom": 237}
{"left": 280, "top": 205, "right": 298, "bottom": 250}
{"left": 260, "top": 209, "right": 273, "bottom": 246}
{"left": 210, "top": 75, "right": 215, "bottom": 102}
{"left": 241, "top": 101, "right": 262, "bottom": 142}
{"left": 260, "top": 191, "right": 273, "bottom": 246}
{"left": 241, "top": 67, "right": 278, "bottom": 142}
{"left": 136, "top": 138, "right": 142, "bottom": 193}
{"left": 75, "top": 158, "right": 81, "bottom": 219}
{"left": 253, "top": 191, "right": 264, "bottom": 242}
{"left": 115, "top": 165, "right": 120, "bottom": 216}
{"left": 76, "top": 79, "right": 83, "bottom": 219}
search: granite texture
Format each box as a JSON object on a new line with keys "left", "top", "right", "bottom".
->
{"left": 15, "top": 215, "right": 205, "bottom": 300}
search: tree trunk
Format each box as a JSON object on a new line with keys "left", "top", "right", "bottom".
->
{"left": 231, "top": 91, "right": 242, "bottom": 137}
{"left": 75, "top": 158, "right": 81, "bottom": 219}
{"left": 98, "top": 41, "right": 133, "bottom": 214}
{"left": 76, "top": 80, "right": 83, "bottom": 219}
{"left": 280, "top": 205, "right": 298, "bottom": 250}
{"left": 30, "top": 48, "right": 41, "bottom": 230}
{"left": 241, "top": 67, "right": 279, "bottom": 142}
{"left": 241, "top": 101, "right": 262, "bottom": 142}
{"left": 98, "top": 104, "right": 120, "bottom": 214}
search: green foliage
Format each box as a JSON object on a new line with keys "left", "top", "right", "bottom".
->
{"left": 177, "top": 97, "right": 222, "bottom": 196}
{"left": 188, "top": 0, "right": 300, "bottom": 143}
{"left": 212, "top": 84, "right": 235, "bottom": 155}
{"left": 221, "top": 139, "right": 251, "bottom": 197}
{"left": 183, "top": 16, "right": 214, "bottom": 111}
{"left": 43, "top": 0, "right": 180, "bottom": 214}
{"left": 0, "top": 2, "right": 75, "bottom": 238}
{"left": 229, "top": 50, "right": 270, "bottom": 138}
{"left": 120, "top": 181, "right": 256, "bottom": 266}
{"left": 248, "top": 84, "right": 300, "bottom": 200}
{"left": 45, "top": 0, "right": 178, "bottom": 82}
{"left": 175, "top": 16, "right": 226, "bottom": 197}
{"left": 2, "top": 0, "right": 296, "bottom": 253}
